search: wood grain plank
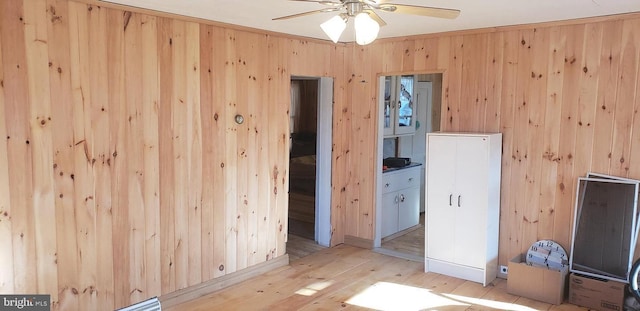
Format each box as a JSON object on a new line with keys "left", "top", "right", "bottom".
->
{"left": 436, "top": 36, "right": 451, "bottom": 130}
{"left": 354, "top": 45, "right": 374, "bottom": 240}
{"left": 624, "top": 19, "right": 640, "bottom": 180}
{"left": 85, "top": 4, "right": 115, "bottom": 309}
{"left": 273, "top": 39, "right": 289, "bottom": 259}
{"left": 2, "top": 0, "right": 38, "bottom": 295}
{"left": 553, "top": 24, "right": 585, "bottom": 248}
{"left": 342, "top": 46, "right": 358, "bottom": 239}
{"left": 523, "top": 27, "right": 549, "bottom": 246}
{"left": 572, "top": 23, "right": 602, "bottom": 179}
{"left": 198, "top": 23, "right": 216, "bottom": 281}
{"left": 140, "top": 13, "right": 161, "bottom": 298}
{"left": 244, "top": 33, "right": 265, "bottom": 266}
{"left": 171, "top": 19, "right": 189, "bottom": 291}
{"left": 609, "top": 19, "right": 637, "bottom": 177}
{"left": 267, "top": 37, "right": 284, "bottom": 260}
{"left": 234, "top": 32, "right": 250, "bottom": 272}
{"left": 208, "top": 25, "right": 228, "bottom": 278}
{"left": 106, "top": 8, "right": 130, "bottom": 309}
{"left": 443, "top": 35, "right": 463, "bottom": 131}
{"left": 512, "top": 29, "right": 534, "bottom": 252}
{"left": 255, "top": 33, "right": 272, "bottom": 264}
{"left": 64, "top": 2, "right": 93, "bottom": 309}
{"left": 23, "top": 0, "right": 59, "bottom": 297}
{"left": 483, "top": 32, "right": 504, "bottom": 133}
{"left": 158, "top": 16, "right": 176, "bottom": 294}
{"left": 184, "top": 21, "right": 203, "bottom": 287}
{"left": 123, "top": 11, "right": 146, "bottom": 304}
{"left": 590, "top": 20, "right": 623, "bottom": 175}
{"left": 498, "top": 30, "right": 519, "bottom": 263}
{"left": 330, "top": 42, "right": 347, "bottom": 246}
{"left": 223, "top": 28, "right": 239, "bottom": 274}
{"left": 458, "top": 34, "right": 485, "bottom": 131}
{"left": 0, "top": 10, "right": 15, "bottom": 295}
{"left": 537, "top": 26, "right": 565, "bottom": 249}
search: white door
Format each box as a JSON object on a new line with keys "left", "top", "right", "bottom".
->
{"left": 398, "top": 188, "right": 419, "bottom": 231}
{"left": 426, "top": 135, "right": 457, "bottom": 262}
{"left": 453, "top": 136, "right": 489, "bottom": 268}
{"left": 381, "top": 192, "right": 399, "bottom": 238}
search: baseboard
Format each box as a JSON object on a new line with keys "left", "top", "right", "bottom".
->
{"left": 344, "top": 235, "right": 374, "bottom": 249}
{"left": 159, "top": 254, "right": 289, "bottom": 308}
{"left": 381, "top": 224, "right": 422, "bottom": 242}
{"left": 373, "top": 247, "right": 424, "bottom": 263}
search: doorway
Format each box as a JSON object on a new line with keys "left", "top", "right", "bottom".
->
{"left": 287, "top": 76, "right": 333, "bottom": 260}
{"left": 374, "top": 73, "right": 443, "bottom": 261}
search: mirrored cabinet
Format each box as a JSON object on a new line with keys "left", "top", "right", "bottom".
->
{"left": 382, "top": 74, "right": 417, "bottom": 137}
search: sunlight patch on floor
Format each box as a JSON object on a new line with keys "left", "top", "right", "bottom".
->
{"left": 346, "top": 282, "right": 539, "bottom": 311}
{"left": 295, "top": 280, "right": 334, "bottom": 296}
{"left": 346, "top": 282, "right": 468, "bottom": 310}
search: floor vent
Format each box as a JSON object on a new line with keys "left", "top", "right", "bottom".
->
{"left": 116, "top": 297, "right": 161, "bottom": 311}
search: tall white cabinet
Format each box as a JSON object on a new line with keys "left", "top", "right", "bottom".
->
{"left": 425, "top": 132, "right": 502, "bottom": 286}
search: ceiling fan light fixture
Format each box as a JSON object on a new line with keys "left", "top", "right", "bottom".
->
{"left": 354, "top": 12, "right": 379, "bottom": 45}
{"left": 320, "top": 15, "right": 347, "bottom": 43}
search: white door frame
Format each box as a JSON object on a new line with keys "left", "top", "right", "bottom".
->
{"left": 375, "top": 76, "right": 386, "bottom": 248}
{"left": 290, "top": 76, "right": 333, "bottom": 247}
{"left": 315, "top": 77, "right": 333, "bottom": 247}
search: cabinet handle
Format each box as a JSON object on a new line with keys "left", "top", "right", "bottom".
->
{"left": 385, "top": 183, "right": 390, "bottom": 188}
{"left": 458, "top": 195, "right": 461, "bottom": 207}
{"left": 449, "top": 194, "right": 452, "bottom": 206}
{"left": 400, "top": 194, "right": 405, "bottom": 203}
{"left": 408, "top": 178, "right": 413, "bottom": 182}
{"left": 395, "top": 195, "right": 399, "bottom": 204}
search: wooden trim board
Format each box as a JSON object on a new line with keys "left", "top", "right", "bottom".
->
{"left": 344, "top": 235, "right": 374, "bottom": 249}
{"left": 159, "top": 254, "right": 289, "bottom": 309}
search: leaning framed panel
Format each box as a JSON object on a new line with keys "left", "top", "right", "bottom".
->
{"left": 569, "top": 176, "right": 639, "bottom": 282}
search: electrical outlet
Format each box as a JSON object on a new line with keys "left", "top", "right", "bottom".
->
{"left": 500, "top": 265, "right": 508, "bottom": 275}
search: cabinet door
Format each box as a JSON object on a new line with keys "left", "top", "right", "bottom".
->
{"left": 453, "top": 136, "right": 489, "bottom": 268}
{"left": 381, "top": 76, "right": 396, "bottom": 137}
{"left": 381, "top": 192, "right": 399, "bottom": 238}
{"left": 394, "top": 75, "right": 416, "bottom": 135}
{"left": 398, "top": 187, "right": 420, "bottom": 231}
{"left": 426, "top": 135, "right": 457, "bottom": 261}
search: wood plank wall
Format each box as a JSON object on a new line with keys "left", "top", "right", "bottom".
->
{"left": 0, "top": 0, "right": 341, "bottom": 309}
{"left": 346, "top": 14, "right": 640, "bottom": 271}
{"left": 2, "top": 0, "right": 640, "bottom": 309}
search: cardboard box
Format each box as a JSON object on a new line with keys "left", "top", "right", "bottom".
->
{"left": 507, "top": 254, "right": 568, "bottom": 304}
{"left": 568, "top": 273, "right": 625, "bottom": 311}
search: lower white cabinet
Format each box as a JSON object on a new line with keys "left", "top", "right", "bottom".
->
{"left": 381, "top": 165, "right": 421, "bottom": 238}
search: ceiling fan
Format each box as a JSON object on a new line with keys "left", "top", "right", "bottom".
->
{"left": 273, "top": 0, "right": 460, "bottom": 45}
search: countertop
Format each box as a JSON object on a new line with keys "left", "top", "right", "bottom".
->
{"left": 382, "top": 162, "right": 422, "bottom": 173}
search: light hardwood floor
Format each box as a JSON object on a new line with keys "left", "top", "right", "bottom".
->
{"left": 381, "top": 213, "right": 425, "bottom": 260}
{"left": 287, "top": 234, "right": 327, "bottom": 262}
{"left": 164, "top": 244, "right": 587, "bottom": 311}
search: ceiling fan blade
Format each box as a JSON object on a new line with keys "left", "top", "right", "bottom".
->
{"left": 362, "top": 0, "right": 380, "bottom": 6}
{"left": 288, "top": 0, "right": 343, "bottom": 7}
{"left": 273, "top": 8, "right": 341, "bottom": 20}
{"left": 363, "top": 9, "right": 387, "bottom": 27}
{"left": 379, "top": 4, "right": 460, "bottom": 19}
